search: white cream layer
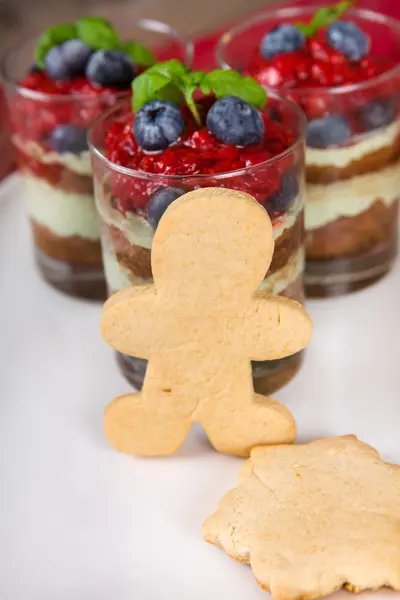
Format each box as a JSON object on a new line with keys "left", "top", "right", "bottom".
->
{"left": 98, "top": 190, "right": 304, "bottom": 251}
{"left": 272, "top": 190, "right": 304, "bottom": 240}
{"left": 14, "top": 136, "right": 92, "bottom": 176}
{"left": 99, "top": 202, "right": 153, "bottom": 249}
{"left": 23, "top": 174, "right": 100, "bottom": 240}
{"left": 101, "top": 233, "right": 134, "bottom": 291}
{"left": 259, "top": 247, "right": 304, "bottom": 295}
{"left": 306, "top": 120, "right": 400, "bottom": 169}
{"left": 305, "top": 160, "right": 400, "bottom": 230}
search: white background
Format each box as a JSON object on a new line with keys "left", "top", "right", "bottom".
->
{"left": 1, "top": 175, "right": 399, "bottom": 600}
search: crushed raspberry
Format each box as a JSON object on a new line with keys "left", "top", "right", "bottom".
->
{"left": 11, "top": 70, "right": 130, "bottom": 162}
{"left": 105, "top": 103, "right": 293, "bottom": 177}
{"left": 246, "top": 34, "right": 397, "bottom": 120}
{"left": 247, "top": 35, "right": 394, "bottom": 89}
{"left": 20, "top": 71, "right": 115, "bottom": 97}
{"left": 104, "top": 99, "right": 297, "bottom": 213}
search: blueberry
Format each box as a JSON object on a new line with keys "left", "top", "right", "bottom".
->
{"left": 133, "top": 100, "right": 185, "bottom": 152}
{"left": 85, "top": 50, "right": 135, "bottom": 88}
{"left": 61, "top": 39, "right": 92, "bottom": 75}
{"left": 45, "top": 39, "right": 92, "bottom": 80}
{"left": 326, "top": 21, "right": 369, "bottom": 61}
{"left": 49, "top": 124, "right": 88, "bottom": 154}
{"left": 147, "top": 187, "right": 185, "bottom": 229}
{"left": 45, "top": 46, "right": 69, "bottom": 80}
{"left": 361, "top": 99, "right": 396, "bottom": 131}
{"left": 307, "top": 115, "right": 351, "bottom": 148}
{"left": 206, "top": 96, "right": 264, "bottom": 147}
{"left": 264, "top": 174, "right": 299, "bottom": 214}
{"left": 260, "top": 24, "right": 305, "bottom": 60}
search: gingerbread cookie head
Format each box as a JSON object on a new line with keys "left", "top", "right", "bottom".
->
{"left": 203, "top": 436, "right": 400, "bottom": 598}
{"left": 101, "top": 187, "right": 312, "bottom": 457}
{"left": 152, "top": 188, "right": 275, "bottom": 303}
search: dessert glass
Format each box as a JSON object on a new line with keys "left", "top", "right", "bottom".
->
{"left": 217, "top": 7, "right": 400, "bottom": 296}
{"left": 89, "top": 95, "right": 307, "bottom": 394}
{"left": 1, "top": 21, "right": 193, "bottom": 300}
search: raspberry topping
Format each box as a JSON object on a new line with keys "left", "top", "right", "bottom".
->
{"left": 13, "top": 14, "right": 151, "bottom": 151}
{"left": 247, "top": 35, "right": 394, "bottom": 92}
{"left": 12, "top": 70, "right": 125, "bottom": 151}
{"left": 246, "top": 24, "right": 399, "bottom": 141}
{"left": 104, "top": 99, "right": 299, "bottom": 217}
{"left": 19, "top": 69, "right": 119, "bottom": 98}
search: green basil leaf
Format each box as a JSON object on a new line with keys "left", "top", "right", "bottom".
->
{"left": 122, "top": 41, "right": 156, "bottom": 67}
{"left": 76, "top": 16, "right": 120, "bottom": 50}
{"left": 201, "top": 70, "right": 267, "bottom": 109}
{"left": 35, "top": 23, "right": 77, "bottom": 68}
{"left": 132, "top": 70, "right": 181, "bottom": 113}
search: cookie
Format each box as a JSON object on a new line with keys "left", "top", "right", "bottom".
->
{"left": 101, "top": 187, "right": 312, "bottom": 457}
{"left": 202, "top": 436, "right": 400, "bottom": 599}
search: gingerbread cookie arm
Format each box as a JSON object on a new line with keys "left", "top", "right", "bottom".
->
{"left": 244, "top": 292, "right": 312, "bottom": 361}
{"left": 100, "top": 285, "right": 158, "bottom": 358}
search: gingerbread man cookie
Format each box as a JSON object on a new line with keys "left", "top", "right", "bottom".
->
{"left": 101, "top": 187, "right": 312, "bottom": 457}
{"left": 203, "top": 436, "right": 400, "bottom": 599}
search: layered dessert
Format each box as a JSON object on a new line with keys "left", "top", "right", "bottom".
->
{"left": 3, "top": 17, "right": 185, "bottom": 298}
{"left": 218, "top": 3, "right": 400, "bottom": 295}
{"left": 90, "top": 60, "right": 306, "bottom": 393}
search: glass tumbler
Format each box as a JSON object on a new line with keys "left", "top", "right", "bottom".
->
{"left": 90, "top": 94, "right": 307, "bottom": 394}
{"left": 1, "top": 20, "right": 192, "bottom": 299}
{"left": 217, "top": 6, "right": 400, "bottom": 296}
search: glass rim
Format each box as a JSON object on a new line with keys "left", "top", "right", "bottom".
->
{"left": 87, "top": 93, "right": 307, "bottom": 182}
{"left": 0, "top": 18, "right": 194, "bottom": 103}
{"left": 216, "top": 5, "right": 400, "bottom": 96}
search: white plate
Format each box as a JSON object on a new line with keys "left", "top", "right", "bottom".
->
{"left": 1, "top": 173, "right": 399, "bottom": 600}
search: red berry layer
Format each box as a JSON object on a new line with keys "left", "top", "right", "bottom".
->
{"left": 104, "top": 100, "right": 299, "bottom": 215}
{"left": 20, "top": 70, "right": 120, "bottom": 97}
{"left": 11, "top": 71, "right": 131, "bottom": 186}
{"left": 246, "top": 35, "right": 397, "bottom": 120}
{"left": 14, "top": 71, "right": 126, "bottom": 146}
{"left": 247, "top": 36, "right": 395, "bottom": 89}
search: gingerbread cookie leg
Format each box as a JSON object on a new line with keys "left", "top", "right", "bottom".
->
{"left": 104, "top": 391, "right": 192, "bottom": 456}
{"left": 198, "top": 366, "right": 295, "bottom": 457}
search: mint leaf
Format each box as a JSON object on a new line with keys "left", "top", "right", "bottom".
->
{"left": 76, "top": 16, "right": 120, "bottom": 50}
{"left": 295, "top": 21, "right": 313, "bottom": 36}
{"left": 310, "top": 2, "right": 352, "bottom": 33}
{"left": 297, "top": 0, "right": 354, "bottom": 38}
{"left": 149, "top": 59, "right": 188, "bottom": 79}
{"left": 132, "top": 60, "right": 188, "bottom": 113}
{"left": 132, "top": 71, "right": 181, "bottom": 113}
{"left": 77, "top": 16, "right": 112, "bottom": 26}
{"left": 35, "top": 23, "right": 77, "bottom": 68}
{"left": 201, "top": 70, "right": 267, "bottom": 109}
{"left": 132, "top": 60, "right": 267, "bottom": 127}
{"left": 183, "top": 71, "right": 205, "bottom": 88}
{"left": 122, "top": 41, "right": 156, "bottom": 67}
{"left": 181, "top": 71, "right": 205, "bottom": 125}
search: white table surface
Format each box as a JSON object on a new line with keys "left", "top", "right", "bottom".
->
{"left": 1, "top": 174, "right": 399, "bottom": 600}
